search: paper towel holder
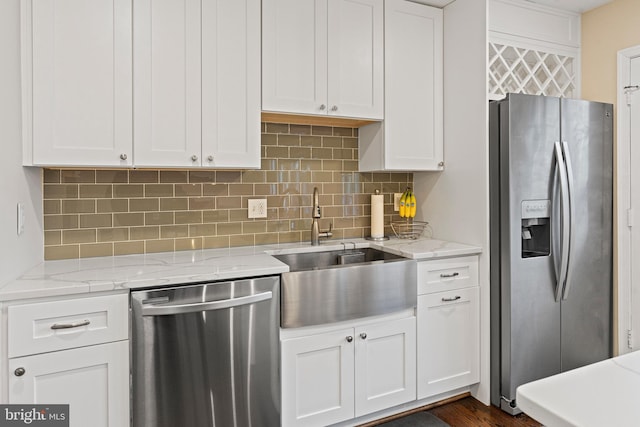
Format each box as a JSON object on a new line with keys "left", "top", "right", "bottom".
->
{"left": 366, "top": 190, "right": 389, "bottom": 241}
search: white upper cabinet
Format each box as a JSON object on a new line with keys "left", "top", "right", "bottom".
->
{"left": 358, "top": 0, "right": 443, "bottom": 171}
{"left": 22, "top": 0, "right": 133, "bottom": 167}
{"left": 134, "top": 0, "right": 261, "bottom": 168}
{"left": 262, "top": 0, "right": 383, "bottom": 120}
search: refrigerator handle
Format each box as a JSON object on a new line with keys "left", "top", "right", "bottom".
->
{"left": 553, "top": 141, "right": 570, "bottom": 302}
{"left": 561, "top": 141, "right": 576, "bottom": 300}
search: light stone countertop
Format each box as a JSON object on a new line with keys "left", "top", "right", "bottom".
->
{"left": 0, "top": 237, "right": 481, "bottom": 302}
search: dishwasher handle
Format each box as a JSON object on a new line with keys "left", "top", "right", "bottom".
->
{"left": 141, "top": 291, "right": 273, "bottom": 316}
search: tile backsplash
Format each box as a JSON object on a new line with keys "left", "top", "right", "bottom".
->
{"left": 43, "top": 123, "right": 413, "bottom": 260}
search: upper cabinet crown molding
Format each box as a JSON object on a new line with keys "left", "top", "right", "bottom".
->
{"left": 262, "top": 0, "right": 384, "bottom": 121}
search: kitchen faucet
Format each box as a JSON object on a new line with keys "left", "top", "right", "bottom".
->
{"left": 311, "top": 187, "right": 332, "bottom": 245}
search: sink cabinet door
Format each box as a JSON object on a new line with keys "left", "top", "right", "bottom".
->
{"left": 354, "top": 317, "right": 416, "bottom": 417}
{"left": 281, "top": 328, "right": 355, "bottom": 427}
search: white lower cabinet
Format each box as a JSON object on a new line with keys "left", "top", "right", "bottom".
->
{"left": 281, "top": 316, "right": 416, "bottom": 427}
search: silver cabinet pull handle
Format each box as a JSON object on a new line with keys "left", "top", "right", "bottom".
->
{"left": 14, "top": 367, "right": 25, "bottom": 377}
{"left": 440, "top": 272, "right": 459, "bottom": 278}
{"left": 51, "top": 319, "right": 90, "bottom": 330}
{"left": 346, "top": 336, "right": 353, "bottom": 343}
{"left": 360, "top": 333, "right": 367, "bottom": 340}
{"left": 142, "top": 291, "right": 272, "bottom": 316}
{"left": 441, "top": 296, "right": 461, "bottom": 302}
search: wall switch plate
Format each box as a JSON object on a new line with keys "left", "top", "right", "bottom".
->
{"left": 248, "top": 199, "right": 267, "bottom": 218}
{"left": 394, "top": 193, "right": 402, "bottom": 212}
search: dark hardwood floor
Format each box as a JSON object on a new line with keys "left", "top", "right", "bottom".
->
{"left": 428, "top": 396, "right": 541, "bottom": 427}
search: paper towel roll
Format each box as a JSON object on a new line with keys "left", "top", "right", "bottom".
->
{"left": 371, "top": 193, "right": 384, "bottom": 238}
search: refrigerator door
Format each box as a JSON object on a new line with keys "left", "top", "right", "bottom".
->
{"left": 559, "top": 98, "right": 613, "bottom": 371}
{"left": 498, "top": 94, "right": 561, "bottom": 410}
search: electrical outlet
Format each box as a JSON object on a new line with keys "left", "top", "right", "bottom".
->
{"left": 248, "top": 199, "right": 267, "bottom": 218}
{"left": 394, "top": 193, "right": 402, "bottom": 211}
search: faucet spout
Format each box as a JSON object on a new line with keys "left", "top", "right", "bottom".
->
{"left": 311, "top": 187, "right": 331, "bottom": 245}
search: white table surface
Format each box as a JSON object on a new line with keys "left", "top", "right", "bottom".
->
{"left": 517, "top": 351, "right": 640, "bottom": 427}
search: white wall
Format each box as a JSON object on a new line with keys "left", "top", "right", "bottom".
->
{"left": 0, "top": 0, "right": 43, "bottom": 285}
{"left": 414, "top": 0, "right": 490, "bottom": 404}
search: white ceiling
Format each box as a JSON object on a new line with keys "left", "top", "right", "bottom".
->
{"left": 412, "top": 0, "right": 613, "bottom": 13}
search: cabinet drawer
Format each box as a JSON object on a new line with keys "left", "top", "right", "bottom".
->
{"left": 8, "top": 293, "right": 128, "bottom": 358}
{"left": 417, "top": 256, "right": 478, "bottom": 294}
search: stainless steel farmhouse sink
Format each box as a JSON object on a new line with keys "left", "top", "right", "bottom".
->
{"left": 274, "top": 248, "right": 417, "bottom": 328}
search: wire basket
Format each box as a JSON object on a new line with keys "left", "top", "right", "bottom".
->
{"left": 391, "top": 220, "right": 428, "bottom": 240}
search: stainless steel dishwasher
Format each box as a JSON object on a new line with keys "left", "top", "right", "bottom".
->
{"left": 131, "top": 276, "right": 280, "bottom": 427}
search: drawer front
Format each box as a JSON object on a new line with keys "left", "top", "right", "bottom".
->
{"left": 8, "top": 293, "right": 128, "bottom": 358}
{"left": 417, "top": 256, "right": 478, "bottom": 294}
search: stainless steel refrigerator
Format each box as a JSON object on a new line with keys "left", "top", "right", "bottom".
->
{"left": 489, "top": 93, "right": 613, "bottom": 414}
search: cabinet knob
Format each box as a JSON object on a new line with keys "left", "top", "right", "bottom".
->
{"left": 319, "top": 104, "right": 326, "bottom": 111}
{"left": 346, "top": 336, "right": 353, "bottom": 343}
{"left": 438, "top": 161, "right": 444, "bottom": 167}
{"left": 360, "top": 332, "right": 367, "bottom": 340}
{"left": 14, "top": 367, "right": 25, "bottom": 377}
{"left": 207, "top": 155, "right": 214, "bottom": 162}
{"left": 120, "top": 153, "right": 128, "bottom": 161}
{"left": 191, "top": 155, "right": 198, "bottom": 162}
{"left": 331, "top": 105, "right": 338, "bottom": 112}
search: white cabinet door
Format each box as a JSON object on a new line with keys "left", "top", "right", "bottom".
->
{"left": 201, "top": 0, "right": 261, "bottom": 168}
{"left": 417, "top": 287, "right": 480, "bottom": 399}
{"left": 281, "top": 328, "right": 354, "bottom": 427}
{"left": 327, "top": 0, "right": 383, "bottom": 119}
{"left": 262, "top": 0, "right": 328, "bottom": 116}
{"left": 354, "top": 316, "right": 416, "bottom": 417}
{"left": 135, "top": 0, "right": 261, "bottom": 168}
{"left": 23, "top": 0, "right": 132, "bottom": 167}
{"left": 8, "top": 341, "right": 129, "bottom": 427}
{"left": 358, "top": 0, "right": 443, "bottom": 171}
{"left": 262, "top": 0, "right": 382, "bottom": 120}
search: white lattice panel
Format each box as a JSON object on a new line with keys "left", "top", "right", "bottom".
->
{"left": 488, "top": 42, "right": 576, "bottom": 98}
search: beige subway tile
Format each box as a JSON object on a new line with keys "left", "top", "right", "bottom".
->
{"left": 97, "top": 199, "right": 128, "bottom": 213}
{"left": 203, "top": 210, "right": 229, "bottom": 223}
{"left": 145, "top": 240, "right": 175, "bottom": 253}
{"left": 203, "top": 183, "right": 229, "bottom": 196}
{"left": 114, "top": 212, "right": 145, "bottom": 226}
{"left": 97, "top": 228, "right": 129, "bottom": 242}
{"left": 61, "top": 170, "right": 96, "bottom": 183}
{"left": 130, "top": 198, "right": 159, "bottom": 212}
{"left": 334, "top": 148, "right": 353, "bottom": 160}
{"left": 217, "top": 222, "right": 242, "bottom": 235}
{"left": 188, "top": 197, "right": 214, "bottom": 210}
{"left": 44, "top": 184, "right": 78, "bottom": 199}
{"left": 188, "top": 171, "right": 216, "bottom": 183}
{"left": 353, "top": 128, "right": 359, "bottom": 137}
{"left": 354, "top": 216, "right": 370, "bottom": 228}
{"left": 79, "top": 184, "right": 112, "bottom": 199}
{"left": 391, "top": 172, "right": 412, "bottom": 183}
{"left": 63, "top": 229, "right": 96, "bottom": 244}
{"left": 311, "top": 171, "right": 333, "bottom": 182}
{"left": 229, "top": 184, "right": 253, "bottom": 196}
{"left": 322, "top": 183, "right": 342, "bottom": 194}
{"left": 175, "top": 238, "right": 203, "bottom": 251}
{"left": 312, "top": 148, "right": 332, "bottom": 159}
{"left": 278, "top": 134, "right": 300, "bottom": 146}
{"left": 334, "top": 194, "right": 355, "bottom": 205}
{"left": 278, "top": 207, "right": 301, "bottom": 219}
{"left": 358, "top": 172, "right": 374, "bottom": 183}
{"left": 145, "top": 184, "right": 174, "bottom": 197}
{"left": 175, "top": 211, "right": 202, "bottom": 224}
{"left": 216, "top": 196, "right": 241, "bottom": 210}
{"left": 243, "top": 221, "right": 266, "bottom": 234}
{"left": 261, "top": 122, "right": 266, "bottom": 132}
{"left": 334, "top": 217, "right": 354, "bottom": 229}
{"left": 230, "top": 234, "right": 254, "bottom": 247}
{"left": 159, "top": 198, "right": 189, "bottom": 211}
{"left": 372, "top": 172, "right": 392, "bottom": 182}
{"left": 145, "top": 212, "right": 175, "bottom": 225}
{"left": 266, "top": 146, "right": 289, "bottom": 158}
{"left": 364, "top": 183, "right": 381, "bottom": 194}
{"left": 44, "top": 230, "right": 61, "bottom": 246}
{"left": 255, "top": 233, "right": 279, "bottom": 245}
{"left": 343, "top": 160, "right": 358, "bottom": 171}
{"left": 80, "top": 214, "right": 112, "bottom": 228}
{"left": 261, "top": 133, "right": 278, "bottom": 146}
{"left": 262, "top": 158, "right": 277, "bottom": 170}
{"left": 279, "top": 231, "right": 302, "bottom": 243}
{"left": 113, "top": 184, "right": 144, "bottom": 198}
{"left": 228, "top": 208, "right": 249, "bottom": 221}
{"left": 130, "top": 226, "right": 160, "bottom": 240}
{"left": 130, "top": 170, "right": 159, "bottom": 183}
{"left": 43, "top": 200, "right": 61, "bottom": 215}
{"left": 322, "top": 136, "right": 342, "bottom": 148}
{"left": 266, "top": 123, "right": 289, "bottom": 133}
{"left": 203, "top": 236, "right": 229, "bottom": 249}
{"left": 301, "top": 136, "right": 322, "bottom": 147}
{"left": 96, "top": 170, "right": 128, "bottom": 183}
{"left": 333, "top": 127, "right": 354, "bottom": 137}
{"left": 44, "top": 169, "right": 61, "bottom": 183}
{"left": 343, "top": 228, "right": 363, "bottom": 239}
{"left": 176, "top": 183, "right": 204, "bottom": 197}
{"left": 267, "top": 171, "right": 288, "bottom": 183}
{"left": 45, "top": 245, "right": 79, "bottom": 260}
{"left": 216, "top": 171, "right": 242, "bottom": 183}
{"left": 160, "top": 170, "right": 188, "bottom": 183}
{"left": 322, "top": 160, "right": 342, "bottom": 170}
{"left": 241, "top": 170, "right": 266, "bottom": 183}
{"left": 44, "top": 215, "right": 78, "bottom": 230}
{"left": 322, "top": 206, "right": 343, "bottom": 217}
{"left": 189, "top": 223, "right": 217, "bottom": 237}
{"left": 254, "top": 183, "right": 279, "bottom": 196}
{"left": 333, "top": 171, "right": 354, "bottom": 183}
{"left": 80, "top": 243, "right": 113, "bottom": 258}
{"left": 301, "top": 229, "right": 312, "bottom": 241}
{"left": 160, "top": 225, "right": 189, "bottom": 239}
{"left": 267, "top": 220, "right": 289, "bottom": 232}
{"left": 344, "top": 205, "right": 364, "bottom": 217}
{"left": 290, "top": 124, "right": 311, "bottom": 135}
{"left": 343, "top": 182, "right": 361, "bottom": 194}
{"left": 114, "top": 241, "right": 145, "bottom": 256}
{"left": 343, "top": 137, "right": 358, "bottom": 148}
{"left": 382, "top": 182, "right": 402, "bottom": 194}
{"left": 300, "top": 183, "right": 318, "bottom": 195}
{"left": 290, "top": 218, "right": 310, "bottom": 231}
{"left": 277, "top": 182, "right": 300, "bottom": 195}
{"left": 311, "top": 125, "right": 332, "bottom": 136}
{"left": 290, "top": 147, "right": 312, "bottom": 159}
{"left": 300, "top": 159, "right": 322, "bottom": 171}
{"left": 62, "top": 199, "right": 96, "bottom": 214}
